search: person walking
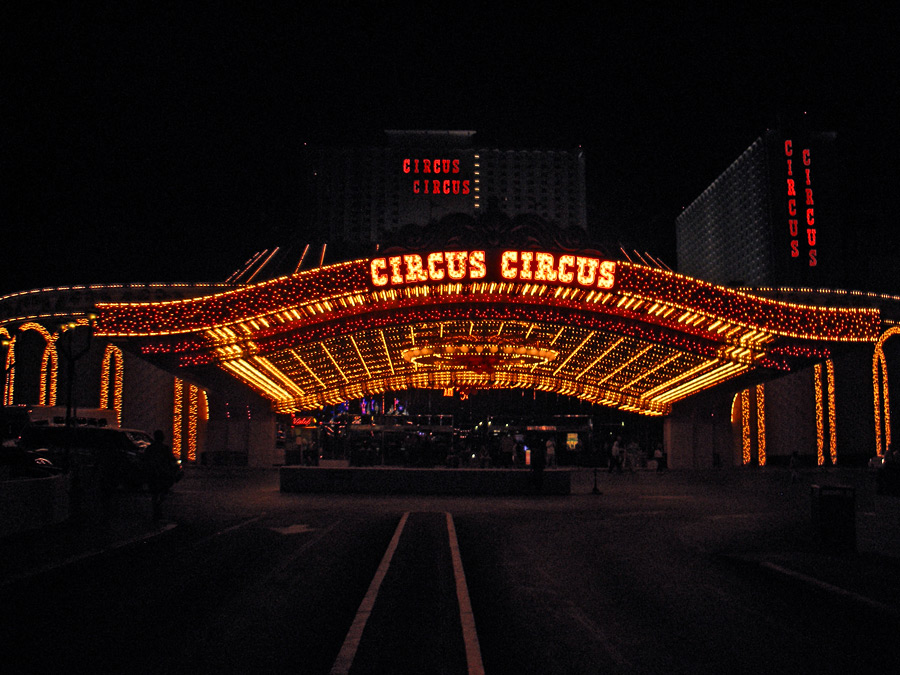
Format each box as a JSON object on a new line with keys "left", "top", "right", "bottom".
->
{"left": 530, "top": 439, "right": 547, "bottom": 493}
{"left": 145, "top": 430, "right": 176, "bottom": 521}
{"left": 545, "top": 437, "right": 557, "bottom": 468}
{"left": 609, "top": 436, "right": 624, "bottom": 474}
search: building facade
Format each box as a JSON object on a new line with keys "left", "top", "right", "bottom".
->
{"left": 676, "top": 129, "right": 842, "bottom": 289}
{"left": 301, "top": 130, "right": 587, "bottom": 244}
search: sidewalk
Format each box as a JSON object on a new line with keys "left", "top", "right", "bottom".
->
{"left": 573, "top": 465, "right": 900, "bottom": 620}
{"left": 0, "top": 487, "right": 176, "bottom": 589}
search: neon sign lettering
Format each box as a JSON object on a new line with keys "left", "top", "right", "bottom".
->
{"left": 370, "top": 250, "right": 616, "bottom": 290}
{"left": 784, "top": 139, "right": 817, "bottom": 266}
{"left": 371, "top": 251, "right": 486, "bottom": 287}
{"left": 403, "top": 158, "right": 471, "bottom": 195}
{"left": 402, "top": 158, "right": 461, "bottom": 174}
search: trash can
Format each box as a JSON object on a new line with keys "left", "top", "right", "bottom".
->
{"left": 810, "top": 484, "right": 856, "bottom": 554}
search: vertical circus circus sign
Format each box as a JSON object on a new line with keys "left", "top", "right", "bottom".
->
{"left": 369, "top": 250, "right": 616, "bottom": 290}
{"left": 784, "top": 139, "right": 817, "bottom": 267}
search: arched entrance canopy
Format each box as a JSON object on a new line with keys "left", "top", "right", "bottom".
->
{"left": 94, "top": 249, "right": 881, "bottom": 416}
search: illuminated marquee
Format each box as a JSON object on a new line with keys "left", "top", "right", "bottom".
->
{"left": 370, "top": 250, "right": 616, "bottom": 290}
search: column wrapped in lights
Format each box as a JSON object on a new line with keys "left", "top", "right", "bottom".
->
{"left": 873, "top": 328, "right": 898, "bottom": 457}
{"left": 814, "top": 364, "right": 825, "bottom": 466}
{"left": 173, "top": 378, "right": 183, "bottom": 460}
{"left": 755, "top": 384, "right": 766, "bottom": 466}
{"left": 188, "top": 383, "right": 198, "bottom": 462}
{"left": 40, "top": 342, "right": 58, "bottom": 405}
{"left": 99, "top": 344, "right": 123, "bottom": 425}
{"left": 826, "top": 360, "right": 837, "bottom": 464}
{"left": 2, "top": 335, "right": 13, "bottom": 406}
{"left": 741, "top": 389, "right": 751, "bottom": 465}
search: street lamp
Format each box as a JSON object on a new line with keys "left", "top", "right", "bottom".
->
{"left": 57, "top": 315, "right": 96, "bottom": 517}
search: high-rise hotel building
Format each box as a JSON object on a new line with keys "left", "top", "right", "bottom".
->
{"left": 300, "top": 130, "right": 588, "bottom": 244}
{"left": 675, "top": 127, "right": 842, "bottom": 290}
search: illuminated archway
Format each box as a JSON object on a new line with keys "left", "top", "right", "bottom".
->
{"left": 1, "top": 326, "right": 11, "bottom": 406}
{"left": 173, "top": 378, "right": 207, "bottom": 463}
{"left": 2, "top": 323, "right": 59, "bottom": 406}
{"left": 735, "top": 384, "right": 767, "bottom": 466}
{"left": 874, "top": 327, "right": 900, "bottom": 456}
{"left": 100, "top": 344, "right": 124, "bottom": 425}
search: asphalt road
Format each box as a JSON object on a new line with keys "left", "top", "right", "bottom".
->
{"left": 3, "top": 468, "right": 898, "bottom": 674}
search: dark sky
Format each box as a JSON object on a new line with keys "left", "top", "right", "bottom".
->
{"left": 4, "top": 5, "right": 898, "bottom": 296}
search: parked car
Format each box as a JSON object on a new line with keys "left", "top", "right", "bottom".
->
{"left": 1, "top": 438, "right": 61, "bottom": 478}
{"left": 17, "top": 425, "right": 182, "bottom": 490}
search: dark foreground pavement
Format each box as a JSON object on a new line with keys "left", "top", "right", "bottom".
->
{"left": 3, "top": 464, "right": 900, "bottom": 623}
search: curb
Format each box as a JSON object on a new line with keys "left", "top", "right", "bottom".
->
{"left": 720, "top": 553, "right": 900, "bottom": 620}
{"left": 0, "top": 522, "right": 178, "bottom": 591}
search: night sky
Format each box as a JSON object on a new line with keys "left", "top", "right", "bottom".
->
{"left": 4, "top": 5, "right": 898, "bottom": 297}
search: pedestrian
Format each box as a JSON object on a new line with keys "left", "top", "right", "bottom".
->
{"left": 789, "top": 450, "right": 800, "bottom": 484}
{"left": 653, "top": 442, "right": 665, "bottom": 472}
{"left": 500, "top": 433, "right": 515, "bottom": 468}
{"left": 789, "top": 450, "right": 800, "bottom": 482}
{"left": 145, "top": 429, "right": 176, "bottom": 521}
{"left": 609, "top": 436, "right": 623, "bottom": 473}
{"left": 530, "top": 440, "right": 547, "bottom": 493}
{"left": 624, "top": 440, "right": 638, "bottom": 473}
{"left": 545, "top": 437, "right": 557, "bottom": 468}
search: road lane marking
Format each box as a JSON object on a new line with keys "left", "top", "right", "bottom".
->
{"left": 269, "top": 523, "right": 316, "bottom": 535}
{"left": 330, "top": 511, "right": 410, "bottom": 675}
{"left": 446, "top": 512, "right": 486, "bottom": 675}
{"left": 195, "top": 515, "right": 263, "bottom": 547}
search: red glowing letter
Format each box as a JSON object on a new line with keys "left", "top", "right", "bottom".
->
{"left": 791, "top": 240, "right": 800, "bottom": 257}
{"left": 501, "top": 251, "right": 519, "bottom": 279}
{"left": 786, "top": 179, "right": 795, "bottom": 196}
{"left": 388, "top": 256, "right": 404, "bottom": 284}
{"left": 519, "top": 252, "right": 534, "bottom": 280}
{"left": 802, "top": 149, "right": 811, "bottom": 166}
{"left": 558, "top": 255, "right": 575, "bottom": 283}
{"left": 445, "top": 251, "right": 468, "bottom": 280}
{"left": 785, "top": 140, "right": 793, "bottom": 156}
{"left": 371, "top": 258, "right": 388, "bottom": 286}
{"left": 403, "top": 255, "right": 427, "bottom": 283}
{"left": 806, "top": 208, "right": 815, "bottom": 226}
{"left": 597, "top": 261, "right": 616, "bottom": 289}
{"left": 805, "top": 188, "right": 814, "bottom": 206}
{"left": 576, "top": 257, "right": 599, "bottom": 286}
{"left": 807, "top": 228, "right": 816, "bottom": 246}
{"left": 468, "top": 251, "right": 487, "bottom": 279}
{"left": 534, "top": 252, "right": 558, "bottom": 282}
{"left": 788, "top": 199, "right": 796, "bottom": 217}
{"left": 427, "top": 252, "right": 445, "bottom": 281}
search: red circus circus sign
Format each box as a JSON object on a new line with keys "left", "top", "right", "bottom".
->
{"left": 369, "top": 250, "right": 616, "bottom": 291}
